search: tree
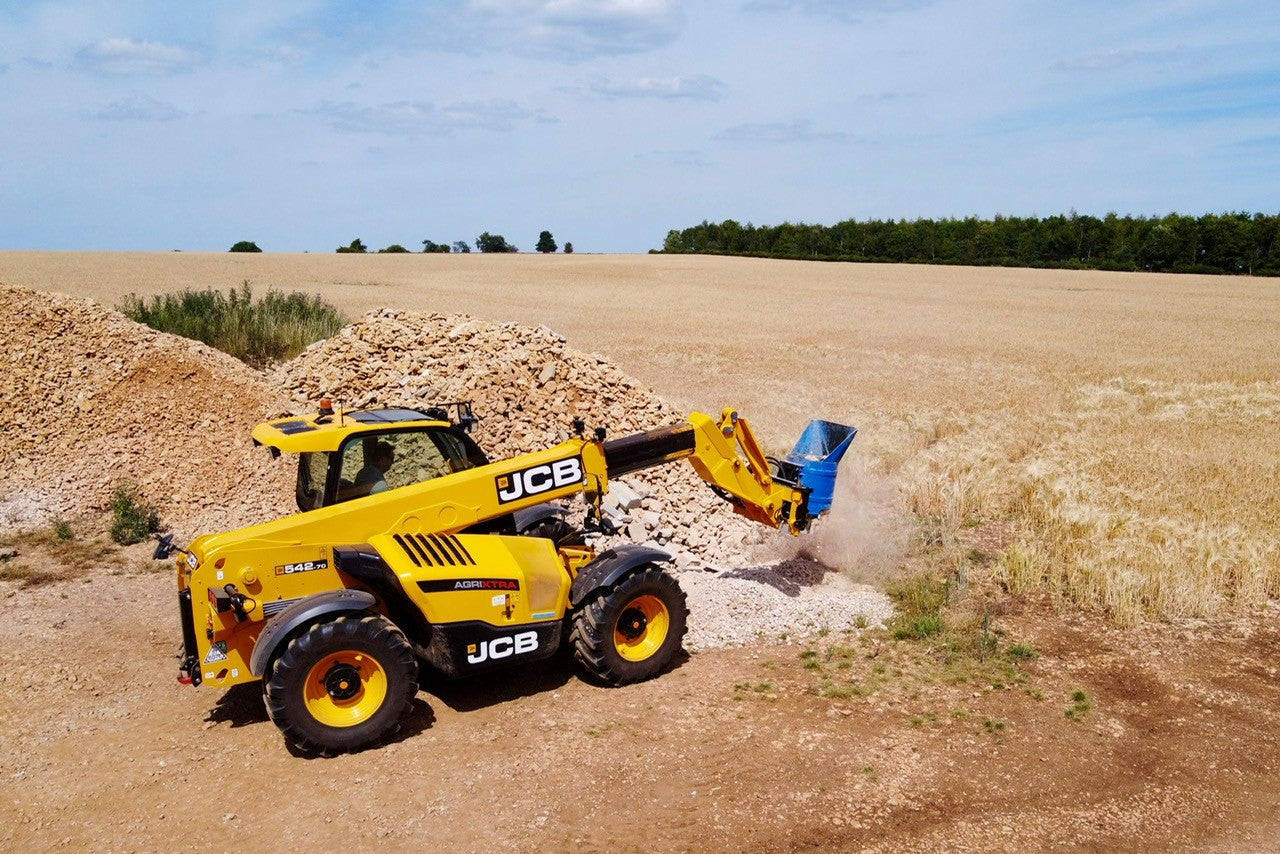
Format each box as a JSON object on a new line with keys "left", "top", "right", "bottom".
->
{"left": 535, "top": 230, "right": 557, "bottom": 253}
{"left": 336, "top": 238, "right": 367, "bottom": 254}
{"left": 476, "top": 232, "right": 516, "bottom": 253}
{"left": 564, "top": 242, "right": 573, "bottom": 254}
{"left": 452, "top": 240, "right": 471, "bottom": 254}
{"left": 229, "top": 240, "right": 262, "bottom": 253}
{"left": 421, "top": 240, "right": 450, "bottom": 253}
{"left": 379, "top": 244, "right": 410, "bottom": 253}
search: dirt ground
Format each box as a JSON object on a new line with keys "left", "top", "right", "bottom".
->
{"left": 2, "top": 552, "right": 1278, "bottom": 852}
{"left": 3, "top": 254, "right": 1279, "bottom": 849}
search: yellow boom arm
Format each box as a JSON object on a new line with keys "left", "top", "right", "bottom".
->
{"left": 600, "top": 409, "right": 812, "bottom": 534}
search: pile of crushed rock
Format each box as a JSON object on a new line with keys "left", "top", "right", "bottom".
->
{"left": 0, "top": 285, "right": 889, "bottom": 644}
{"left": 273, "top": 309, "right": 762, "bottom": 566}
{"left": 0, "top": 284, "right": 293, "bottom": 535}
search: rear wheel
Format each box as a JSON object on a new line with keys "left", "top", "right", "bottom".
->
{"left": 570, "top": 566, "right": 688, "bottom": 685}
{"left": 519, "top": 515, "right": 585, "bottom": 548}
{"left": 264, "top": 614, "right": 417, "bottom": 754}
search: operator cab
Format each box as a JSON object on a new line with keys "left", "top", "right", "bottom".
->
{"left": 297, "top": 419, "right": 489, "bottom": 511}
{"left": 251, "top": 403, "right": 489, "bottom": 512}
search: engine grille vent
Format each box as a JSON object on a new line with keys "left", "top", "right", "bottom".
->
{"left": 393, "top": 533, "right": 476, "bottom": 568}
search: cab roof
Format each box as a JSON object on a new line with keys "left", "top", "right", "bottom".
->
{"left": 252, "top": 408, "right": 451, "bottom": 454}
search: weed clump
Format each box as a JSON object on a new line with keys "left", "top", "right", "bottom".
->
{"left": 118, "top": 281, "right": 346, "bottom": 369}
{"left": 1006, "top": 643, "right": 1039, "bottom": 661}
{"left": 886, "top": 574, "right": 948, "bottom": 640}
{"left": 1065, "top": 690, "right": 1092, "bottom": 720}
{"left": 53, "top": 519, "right": 74, "bottom": 542}
{"left": 110, "top": 485, "right": 161, "bottom": 545}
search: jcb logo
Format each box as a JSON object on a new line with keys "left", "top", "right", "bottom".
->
{"left": 495, "top": 457, "right": 583, "bottom": 504}
{"left": 466, "top": 631, "right": 538, "bottom": 664}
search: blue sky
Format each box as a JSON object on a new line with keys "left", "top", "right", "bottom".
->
{"left": 1, "top": 0, "right": 1277, "bottom": 252}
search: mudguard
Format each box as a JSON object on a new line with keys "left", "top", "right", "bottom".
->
{"left": 569, "top": 544, "right": 672, "bottom": 608}
{"left": 512, "top": 502, "right": 568, "bottom": 534}
{"left": 248, "top": 588, "right": 376, "bottom": 677}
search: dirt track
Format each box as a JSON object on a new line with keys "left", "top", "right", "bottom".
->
{"left": 2, "top": 559, "right": 1278, "bottom": 851}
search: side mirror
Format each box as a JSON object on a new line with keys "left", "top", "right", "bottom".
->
{"left": 153, "top": 533, "right": 176, "bottom": 561}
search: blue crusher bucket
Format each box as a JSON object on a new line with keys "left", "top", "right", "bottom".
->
{"left": 784, "top": 420, "right": 857, "bottom": 516}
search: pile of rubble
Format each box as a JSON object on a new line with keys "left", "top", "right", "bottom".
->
{"left": 274, "top": 309, "right": 762, "bottom": 566}
{"left": 0, "top": 284, "right": 293, "bottom": 535}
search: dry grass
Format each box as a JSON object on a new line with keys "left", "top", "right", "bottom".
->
{"left": 2, "top": 251, "right": 1278, "bottom": 621}
{"left": 0, "top": 525, "right": 119, "bottom": 587}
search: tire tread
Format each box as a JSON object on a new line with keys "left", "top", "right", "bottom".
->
{"left": 263, "top": 613, "right": 417, "bottom": 755}
{"left": 570, "top": 566, "right": 687, "bottom": 686}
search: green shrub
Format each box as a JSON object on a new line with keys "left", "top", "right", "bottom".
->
{"left": 110, "top": 485, "right": 160, "bottom": 545}
{"left": 336, "top": 238, "right": 367, "bottom": 254}
{"left": 119, "top": 281, "right": 346, "bottom": 368}
{"left": 378, "top": 244, "right": 410, "bottom": 253}
{"left": 229, "top": 240, "right": 262, "bottom": 253}
{"left": 53, "top": 519, "right": 74, "bottom": 542}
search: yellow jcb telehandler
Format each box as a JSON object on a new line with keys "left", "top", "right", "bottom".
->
{"left": 158, "top": 400, "right": 855, "bottom": 753}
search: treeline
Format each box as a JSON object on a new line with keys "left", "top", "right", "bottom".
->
{"left": 660, "top": 212, "right": 1280, "bottom": 276}
{"left": 230, "top": 232, "right": 574, "bottom": 255}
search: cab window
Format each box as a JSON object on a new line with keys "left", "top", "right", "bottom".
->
{"left": 296, "top": 451, "right": 330, "bottom": 512}
{"left": 332, "top": 427, "right": 487, "bottom": 505}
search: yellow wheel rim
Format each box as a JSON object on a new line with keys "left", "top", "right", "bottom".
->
{"left": 303, "top": 651, "right": 388, "bottom": 728}
{"left": 614, "top": 594, "right": 671, "bottom": 662}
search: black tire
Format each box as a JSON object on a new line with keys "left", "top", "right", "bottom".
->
{"left": 263, "top": 613, "right": 417, "bottom": 754}
{"left": 519, "top": 516, "right": 585, "bottom": 548}
{"left": 570, "top": 565, "right": 688, "bottom": 686}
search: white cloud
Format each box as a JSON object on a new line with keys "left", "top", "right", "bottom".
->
{"left": 73, "top": 38, "right": 206, "bottom": 76}
{"left": 1054, "top": 47, "right": 1184, "bottom": 72}
{"left": 744, "top": 0, "right": 933, "bottom": 21}
{"left": 468, "top": 0, "right": 683, "bottom": 58}
{"left": 242, "top": 44, "right": 306, "bottom": 65}
{"left": 716, "top": 119, "right": 851, "bottom": 143}
{"left": 591, "top": 74, "right": 725, "bottom": 100}
{"left": 305, "top": 98, "right": 545, "bottom": 136}
{"left": 91, "top": 94, "right": 187, "bottom": 122}
{"left": 635, "top": 147, "right": 712, "bottom": 167}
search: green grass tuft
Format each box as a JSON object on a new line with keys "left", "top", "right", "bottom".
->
{"left": 1065, "top": 689, "right": 1093, "bottom": 720}
{"left": 886, "top": 573, "right": 949, "bottom": 640}
{"left": 110, "top": 484, "right": 161, "bottom": 546}
{"left": 1006, "top": 643, "right": 1039, "bottom": 661}
{"left": 53, "top": 519, "right": 74, "bottom": 542}
{"left": 119, "top": 281, "right": 346, "bottom": 369}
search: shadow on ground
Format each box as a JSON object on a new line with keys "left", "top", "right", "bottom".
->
{"left": 423, "top": 644, "right": 691, "bottom": 713}
{"left": 206, "top": 682, "right": 269, "bottom": 727}
{"left": 717, "top": 555, "right": 837, "bottom": 597}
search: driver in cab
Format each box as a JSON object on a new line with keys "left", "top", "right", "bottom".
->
{"left": 340, "top": 442, "right": 395, "bottom": 500}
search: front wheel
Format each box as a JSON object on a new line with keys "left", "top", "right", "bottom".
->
{"left": 263, "top": 614, "right": 417, "bottom": 754}
{"left": 570, "top": 566, "right": 688, "bottom": 685}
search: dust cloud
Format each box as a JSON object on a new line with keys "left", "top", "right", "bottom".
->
{"left": 753, "top": 455, "right": 911, "bottom": 588}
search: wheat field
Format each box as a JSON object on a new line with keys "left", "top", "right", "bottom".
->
{"left": 3, "top": 251, "right": 1277, "bottom": 622}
